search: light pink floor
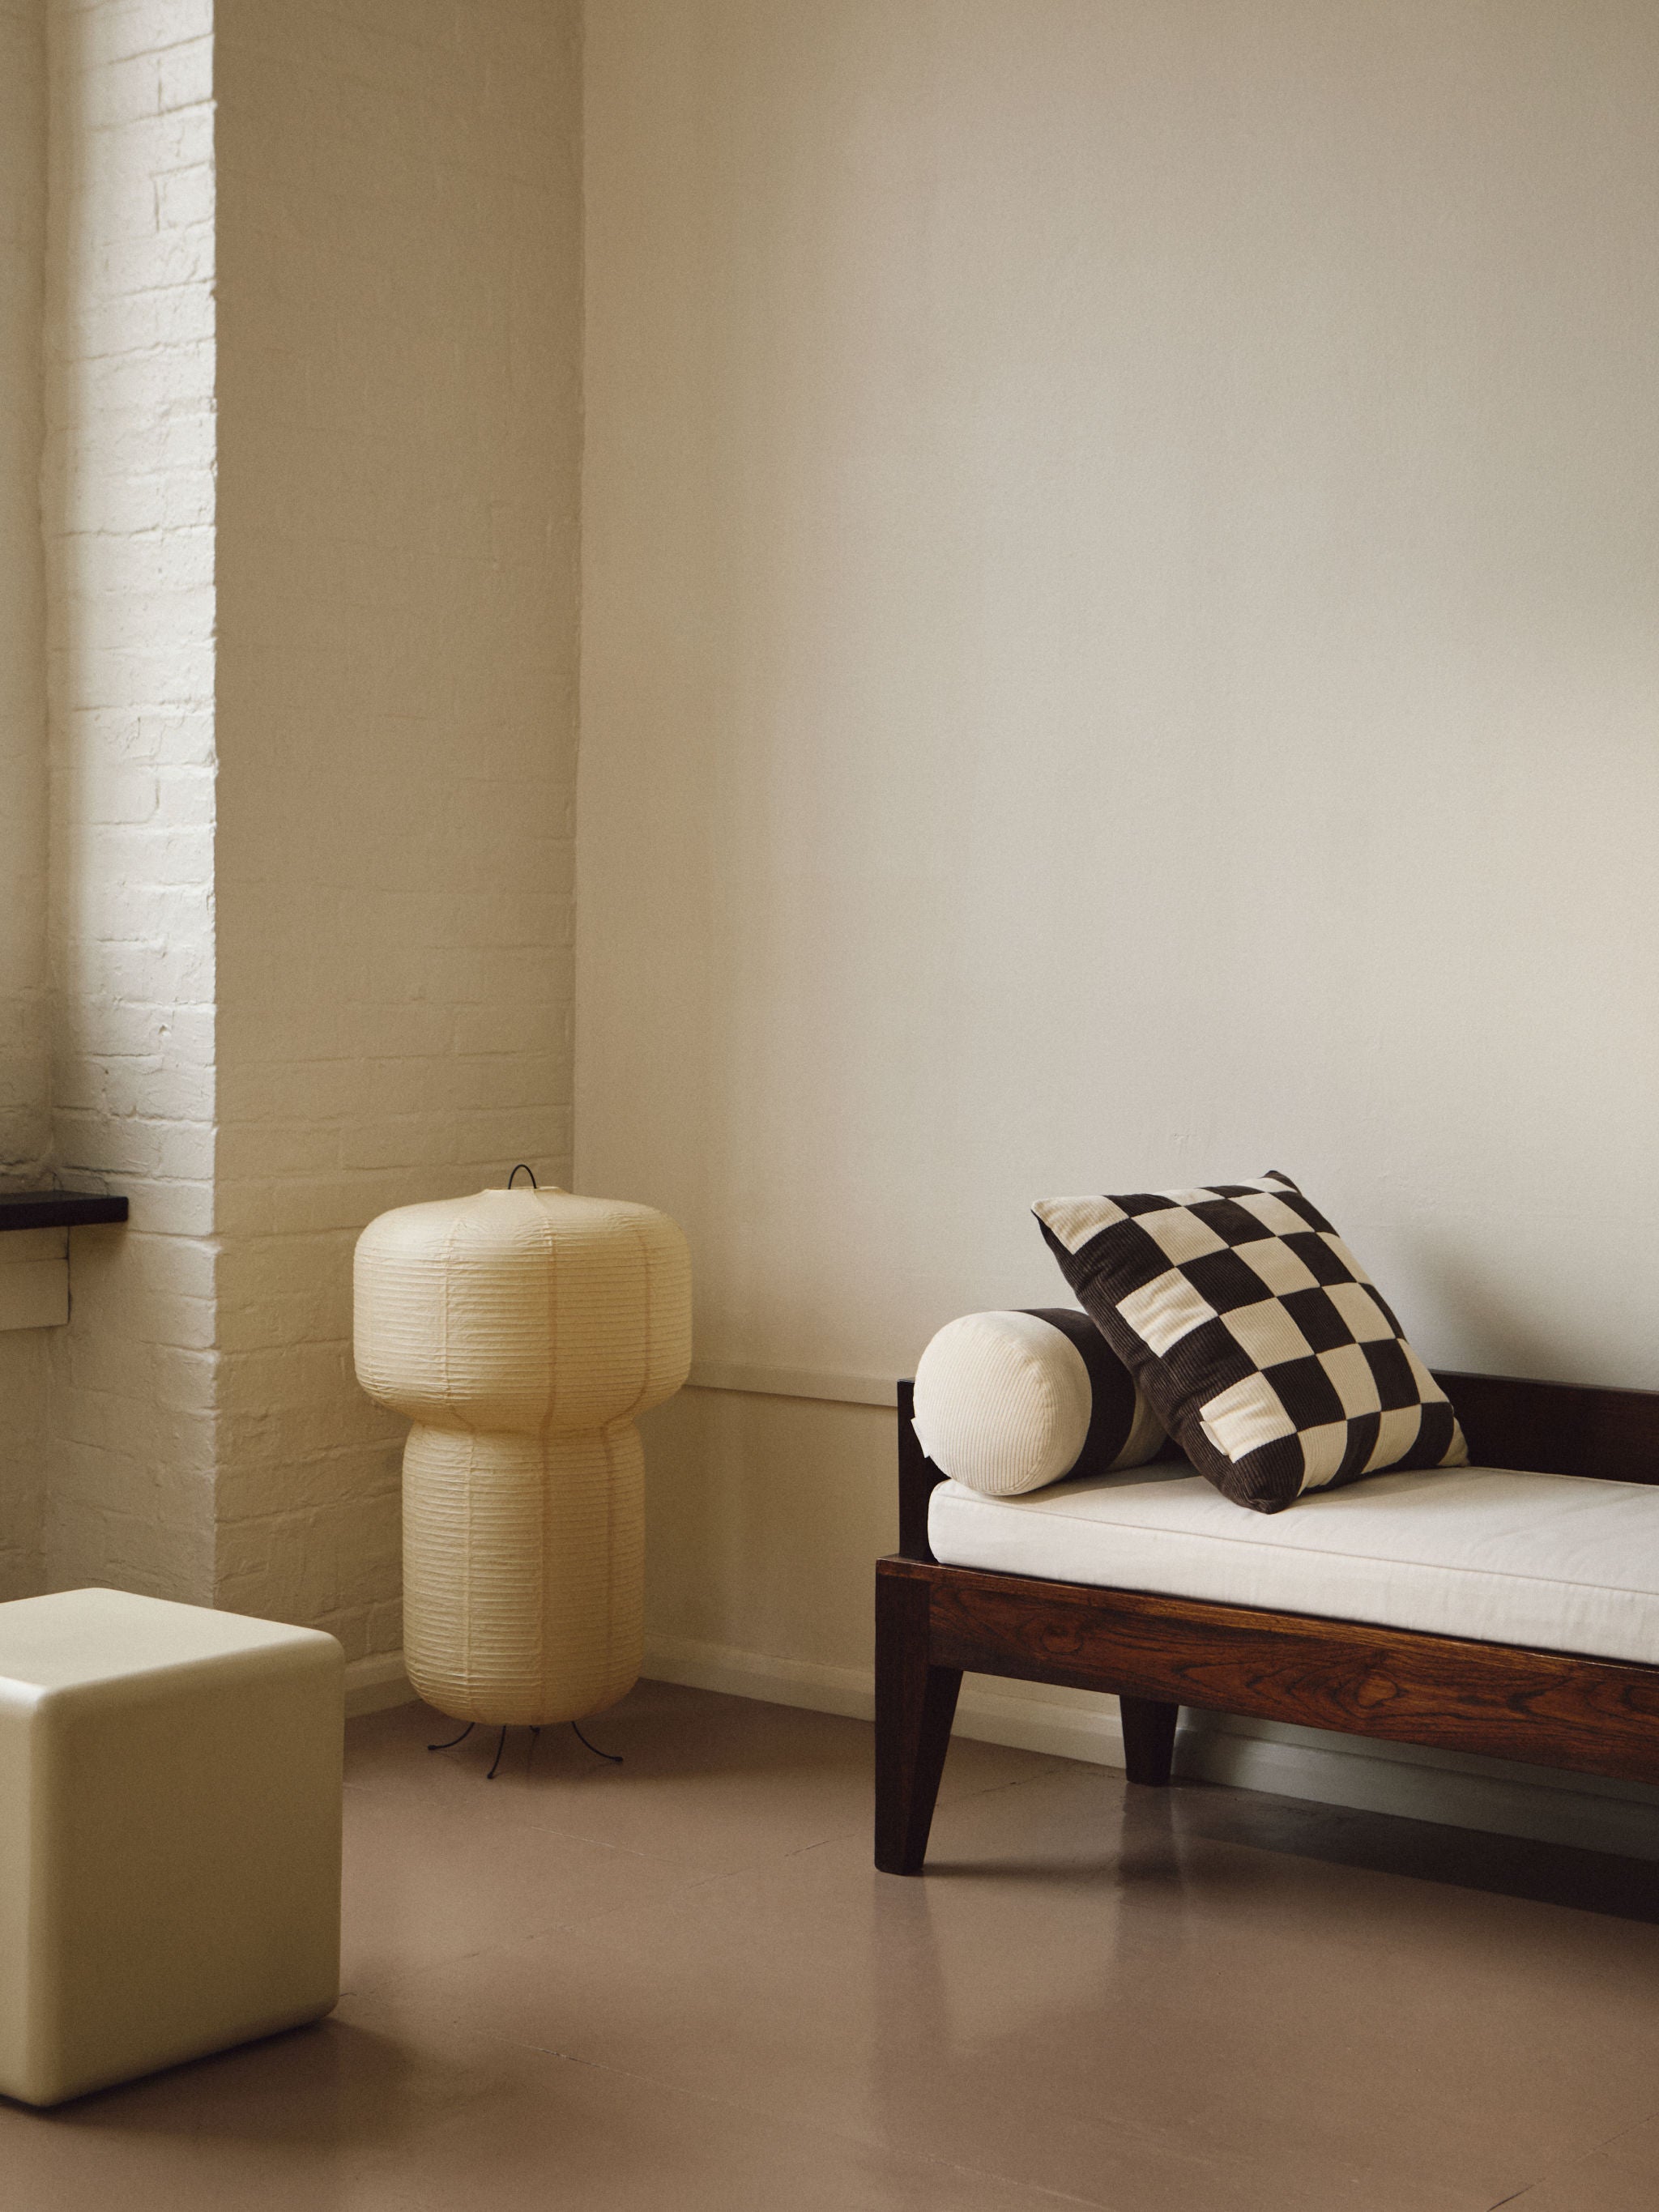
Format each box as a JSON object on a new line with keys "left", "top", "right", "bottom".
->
{"left": 4, "top": 1679, "right": 1658, "bottom": 2209}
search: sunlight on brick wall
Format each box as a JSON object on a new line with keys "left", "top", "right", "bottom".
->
{"left": 0, "top": 0, "right": 49, "bottom": 1184}
{"left": 10, "top": 0, "right": 577, "bottom": 1647}
{"left": 0, "top": 0, "right": 49, "bottom": 1596}
{"left": 41, "top": 0, "right": 219, "bottom": 1603}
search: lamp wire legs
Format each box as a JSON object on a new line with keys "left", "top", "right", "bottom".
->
{"left": 426, "top": 1718, "right": 621, "bottom": 1774}
{"left": 572, "top": 1720, "right": 623, "bottom": 1765}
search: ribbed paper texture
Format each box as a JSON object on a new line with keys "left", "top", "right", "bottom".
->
{"left": 355, "top": 1188, "right": 690, "bottom": 1724}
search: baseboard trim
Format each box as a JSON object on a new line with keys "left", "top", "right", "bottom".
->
{"left": 343, "top": 1651, "right": 417, "bottom": 1717}
{"left": 685, "top": 1362, "right": 897, "bottom": 1409}
{"left": 645, "top": 1636, "right": 876, "bottom": 1720}
{"left": 642, "top": 1632, "right": 1659, "bottom": 1861}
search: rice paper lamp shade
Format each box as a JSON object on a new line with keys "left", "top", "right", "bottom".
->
{"left": 354, "top": 1187, "right": 691, "bottom": 1726}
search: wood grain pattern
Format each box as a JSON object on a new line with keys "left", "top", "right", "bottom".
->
{"left": 1436, "top": 1368, "right": 1659, "bottom": 1486}
{"left": 877, "top": 1364, "right": 1659, "bottom": 1869}
{"left": 893, "top": 1556, "right": 1659, "bottom": 1787}
{"left": 1117, "top": 1694, "right": 1179, "bottom": 1786}
{"left": 875, "top": 1562, "right": 962, "bottom": 1873}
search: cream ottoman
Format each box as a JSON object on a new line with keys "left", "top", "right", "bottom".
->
{"left": 0, "top": 1588, "right": 343, "bottom": 2107}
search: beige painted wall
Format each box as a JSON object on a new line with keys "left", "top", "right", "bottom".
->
{"left": 212, "top": 0, "right": 583, "bottom": 1655}
{"left": 0, "top": 0, "right": 49, "bottom": 1597}
{"left": 583, "top": 3, "right": 1659, "bottom": 1835}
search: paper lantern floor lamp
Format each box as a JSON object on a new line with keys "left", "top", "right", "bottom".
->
{"left": 353, "top": 1181, "right": 691, "bottom": 1775}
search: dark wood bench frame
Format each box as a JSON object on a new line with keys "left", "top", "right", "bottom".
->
{"left": 876, "top": 1369, "right": 1659, "bottom": 1873}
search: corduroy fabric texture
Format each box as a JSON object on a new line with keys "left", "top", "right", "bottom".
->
{"left": 355, "top": 1187, "right": 691, "bottom": 1724}
{"left": 1034, "top": 1174, "right": 1465, "bottom": 1512}
{"left": 912, "top": 1309, "right": 1165, "bottom": 1496}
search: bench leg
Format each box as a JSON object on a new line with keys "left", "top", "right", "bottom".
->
{"left": 875, "top": 1568, "right": 962, "bottom": 1873}
{"left": 1119, "top": 1694, "right": 1179, "bottom": 1785}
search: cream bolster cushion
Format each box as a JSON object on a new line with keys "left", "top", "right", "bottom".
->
{"left": 912, "top": 1307, "right": 1166, "bottom": 1496}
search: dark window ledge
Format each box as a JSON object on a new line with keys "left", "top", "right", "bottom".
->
{"left": 0, "top": 1191, "right": 129, "bottom": 1232}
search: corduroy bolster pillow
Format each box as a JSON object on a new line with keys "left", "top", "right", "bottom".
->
{"left": 911, "top": 1307, "right": 1166, "bottom": 1497}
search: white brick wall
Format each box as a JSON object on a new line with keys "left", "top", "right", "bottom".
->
{"left": 0, "top": 2, "right": 49, "bottom": 1186}
{"left": 0, "top": 1329, "right": 48, "bottom": 1600}
{"left": 41, "top": 0, "right": 218, "bottom": 1604}
{"left": 208, "top": 0, "right": 581, "bottom": 1656}
{"left": 7, "top": 0, "right": 579, "bottom": 1644}
{"left": 0, "top": 1, "right": 52, "bottom": 1596}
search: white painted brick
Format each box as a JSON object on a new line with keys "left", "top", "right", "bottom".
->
{"left": 66, "top": 41, "right": 205, "bottom": 130}
{"left": 68, "top": 519, "right": 214, "bottom": 593}
{"left": 61, "top": 1274, "right": 217, "bottom": 1350}
{"left": 92, "top": 217, "right": 212, "bottom": 291}
{"left": 65, "top": 275, "right": 215, "bottom": 353}
{"left": 155, "top": 160, "right": 213, "bottom": 228}
{"left": 455, "top": 1106, "right": 566, "bottom": 1161}
{"left": 2, "top": 0, "right": 50, "bottom": 1569}
{"left": 114, "top": 1056, "right": 214, "bottom": 1123}
{"left": 76, "top": 758, "right": 158, "bottom": 821}
{"left": 53, "top": 1108, "right": 212, "bottom": 1183}
{"left": 338, "top": 999, "right": 456, "bottom": 1059}
{"left": 0, "top": 1257, "right": 70, "bottom": 1332}
{"left": 27, "top": 0, "right": 578, "bottom": 1651}
{"left": 65, "top": 867, "right": 211, "bottom": 943}
{"left": 335, "top": 1117, "right": 462, "bottom": 1173}
{"left": 64, "top": 1336, "right": 214, "bottom": 1417}
{"left": 84, "top": 1171, "right": 215, "bottom": 1237}
{"left": 79, "top": 819, "right": 213, "bottom": 885}
{"left": 129, "top": 707, "right": 214, "bottom": 762}
{"left": 155, "top": 31, "right": 209, "bottom": 109}
{"left": 41, "top": 0, "right": 220, "bottom": 1602}
{"left": 74, "top": 0, "right": 211, "bottom": 73}
{"left": 49, "top": 1107, "right": 160, "bottom": 1174}
{"left": 262, "top": 1178, "right": 382, "bottom": 1237}
{"left": 219, "top": 1122, "right": 339, "bottom": 1174}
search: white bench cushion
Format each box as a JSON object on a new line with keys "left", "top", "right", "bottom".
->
{"left": 928, "top": 1461, "right": 1659, "bottom": 1667}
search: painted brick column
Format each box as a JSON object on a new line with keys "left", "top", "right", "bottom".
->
{"left": 0, "top": 0, "right": 50, "bottom": 1596}
{"left": 27, "top": 0, "right": 580, "bottom": 1651}
{"left": 209, "top": 0, "right": 581, "bottom": 1658}
{"left": 41, "top": 0, "right": 219, "bottom": 1602}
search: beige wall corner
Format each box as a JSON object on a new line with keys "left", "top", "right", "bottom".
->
{"left": 642, "top": 1390, "right": 901, "bottom": 1678}
{"left": 211, "top": 0, "right": 583, "bottom": 1656}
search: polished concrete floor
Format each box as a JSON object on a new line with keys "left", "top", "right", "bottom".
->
{"left": 5, "top": 1681, "right": 1659, "bottom": 2210}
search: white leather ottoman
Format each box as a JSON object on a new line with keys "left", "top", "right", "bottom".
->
{"left": 0, "top": 1588, "right": 343, "bottom": 2106}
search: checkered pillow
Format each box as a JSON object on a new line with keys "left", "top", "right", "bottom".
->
{"left": 1033, "top": 1174, "right": 1466, "bottom": 1513}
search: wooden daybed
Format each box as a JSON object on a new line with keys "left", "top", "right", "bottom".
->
{"left": 875, "top": 1369, "right": 1659, "bottom": 1874}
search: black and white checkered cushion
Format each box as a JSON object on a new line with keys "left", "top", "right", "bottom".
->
{"left": 1033, "top": 1174, "right": 1467, "bottom": 1513}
